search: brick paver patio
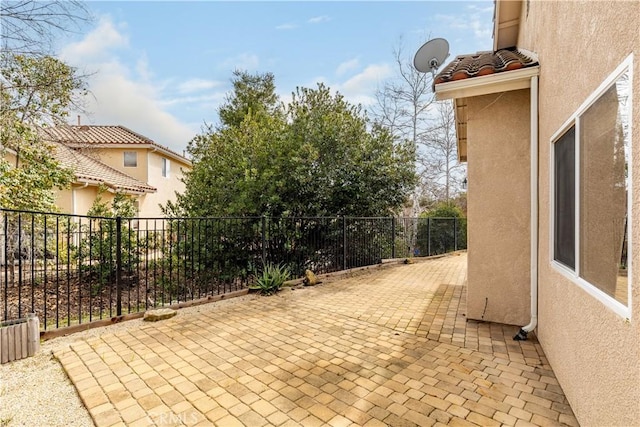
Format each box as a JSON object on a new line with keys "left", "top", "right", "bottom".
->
{"left": 55, "top": 253, "right": 579, "bottom": 426}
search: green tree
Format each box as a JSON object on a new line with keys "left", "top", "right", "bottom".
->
{"left": 218, "top": 70, "right": 281, "bottom": 129}
{"left": 172, "top": 71, "right": 291, "bottom": 217}
{"left": 286, "top": 83, "right": 415, "bottom": 217}
{"left": 1, "top": 0, "right": 90, "bottom": 212}
{"left": 174, "top": 75, "right": 416, "bottom": 218}
{"left": 1, "top": 54, "right": 86, "bottom": 210}
{"left": 170, "top": 73, "right": 416, "bottom": 277}
{"left": 86, "top": 187, "right": 137, "bottom": 218}
{"left": 82, "top": 188, "right": 139, "bottom": 288}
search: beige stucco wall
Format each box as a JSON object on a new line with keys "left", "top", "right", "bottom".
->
{"left": 74, "top": 186, "right": 102, "bottom": 216}
{"left": 517, "top": 1, "right": 640, "bottom": 424}
{"left": 139, "top": 151, "right": 188, "bottom": 218}
{"left": 55, "top": 185, "right": 112, "bottom": 216}
{"left": 95, "top": 148, "right": 149, "bottom": 184}
{"left": 54, "top": 188, "right": 73, "bottom": 213}
{"left": 466, "top": 89, "right": 531, "bottom": 326}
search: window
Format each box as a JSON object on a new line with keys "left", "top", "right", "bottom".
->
{"left": 551, "top": 57, "right": 632, "bottom": 312}
{"left": 554, "top": 126, "right": 575, "bottom": 269}
{"left": 124, "top": 151, "right": 137, "bottom": 167}
{"left": 162, "top": 158, "right": 170, "bottom": 177}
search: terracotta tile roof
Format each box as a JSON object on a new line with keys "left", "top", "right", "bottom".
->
{"left": 42, "top": 125, "right": 189, "bottom": 163}
{"left": 434, "top": 48, "right": 538, "bottom": 85}
{"left": 51, "top": 142, "right": 156, "bottom": 194}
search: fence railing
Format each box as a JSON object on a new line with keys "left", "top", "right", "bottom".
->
{"left": 1, "top": 209, "right": 466, "bottom": 331}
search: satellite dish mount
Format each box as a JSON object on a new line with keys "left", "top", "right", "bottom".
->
{"left": 414, "top": 38, "right": 450, "bottom": 78}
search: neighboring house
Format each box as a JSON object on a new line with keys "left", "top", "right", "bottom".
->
{"left": 432, "top": 0, "right": 638, "bottom": 425}
{"left": 52, "top": 141, "right": 156, "bottom": 216}
{"left": 42, "top": 125, "right": 192, "bottom": 218}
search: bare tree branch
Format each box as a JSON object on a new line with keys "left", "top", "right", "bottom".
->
{"left": 370, "top": 37, "right": 466, "bottom": 208}
{"left": 1, "top": 0, "right": 91, "bottom": 57}
{"left": 422, "top": 100, "right": 465, "bottom": 201}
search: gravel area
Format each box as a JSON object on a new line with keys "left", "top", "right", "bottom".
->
{"left": 0, "top": 293, "right": 258, "bottom": 427}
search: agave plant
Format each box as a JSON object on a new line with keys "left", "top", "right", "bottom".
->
{"left": 253, "top": 262, "right": 291, "bottom": 295}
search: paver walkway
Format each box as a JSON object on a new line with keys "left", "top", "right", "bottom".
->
{"left": 55, "top": 254, "right": 579, "bottom": 426}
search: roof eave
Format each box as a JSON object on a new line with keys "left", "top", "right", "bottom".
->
{"left": 75, "top": 177, "right": 157, "bottom": 195}
{"left": 65, "top": 142, "right": 192, "bottom": 166}
{"left": 454, "top": 99, "right": 468, "bottom": 163}
{"left": 149, "top": 145, "right": 192, "bottom": 166}
{"left": 106, "top": 186, "right": 156, "bottom": 195}
{"left": 493, "top": 0, "right": 523, "bottom": 51}
{"left": 434, "top": 65, "right": 539, "bottom": 101}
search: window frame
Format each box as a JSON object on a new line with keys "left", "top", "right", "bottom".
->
{"left": 123, "top": 151, "right": 137, "bottom": 168}
{"left": 549, "top": 54, "right": 633, "bottom": 319}
{"left": 162, "top": 157, "right": 170, "bottom": 178}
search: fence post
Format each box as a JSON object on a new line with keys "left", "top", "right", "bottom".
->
{"left": 454, "top": 218, "right": 458, "bottom": 251}
{"left": 116, "top": 216, "right": 122, "bottom": 316}
{"left": 261, "top": 216, "right": 267, "bottom": 263}
{"left": 3, "top": 213, "right": 7, "bottom": 321}
{"left": 427, "top": 217, "right": 431, "bottom": 256}
{"left": 391, "top": 217, "right": 396, "bottom": 259}
{"left": 17, "top": 214, "right": 22, "bottom": 319}
{"left": 27, "top": 313, "right": 39, "bottom": 356}
{"left": 342, "top": 216, "right": 347, "bottom": 270}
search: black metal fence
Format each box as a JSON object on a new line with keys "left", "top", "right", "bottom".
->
{"left": 1, "top": 209, "right": 466, "bottom": 330}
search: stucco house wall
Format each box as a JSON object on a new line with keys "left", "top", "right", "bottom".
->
{"left": 466, "top": 89, "right": 531, "bottom": 326}
{"left": 141, "top": 150, "right": 187, "bottom": 218}
{"left": 74, "top": 186, "right": 104, "bottom": 216}
{"left": 95, "top": 148, "right": 150, "bottom": 185}
{"left": 54, "top": 187, "right": 73, "bottom": 213}
{"left": 517, "top": 1, "right": 640, "bottom": 424}
{"left": 55, "top": 185, "right": 116, "bottom": 217}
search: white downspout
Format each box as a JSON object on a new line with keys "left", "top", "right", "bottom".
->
{"left": 515, "top": 75, "right": 539, "bottom": 340}
{"left": 148, "top": 146, "right": 158, "bottom": 185}
{"left": 72, "top": 182, "right": 89, "bottom": 215}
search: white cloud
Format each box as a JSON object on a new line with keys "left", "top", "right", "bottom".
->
{"left": 135, "top": 54, "right": 152, "bottom": 81}
{"left": 276, "top": 23, "right": 298, "bottom": 30}
{"left": 434, "top": 13, "right": 466, "bottom": 30}
{"left": 307, "top": 15, "right": 330, "bottom": 24}
{"left": 59, "top": 17, "right": 128, "bottom": 61}
{"left": 467, "top": 4, "right": 494, "bottom": 13}
{"left": 221, "top": 53, "right": 260, "bottom": 71}
{"left": 434, "top": 7, "right": 493, "bottom": 44}
{"left": 469, "top": 19, "right": 492, "bottom": 40}
{"left": 177, "top": 78, "right": 222, "bottom": 94}
{"left": 83, "top": 70, "right": 197, "bottom": 148}
{"left": 160, "top": 93, "right": 225, "bottom": 108}
{"left": 336, "top": 57, "right": 360, "bottom": 76}
{"left": 60, "top": 16, "right": 203, "bottom": 151}
{"left": 336, "top": 64, "right": 393, "bottom": 106}
{"left": 299, "top": 64, "right": 393, "bottom": 107}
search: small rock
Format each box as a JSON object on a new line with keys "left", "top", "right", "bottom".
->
{"left": 143, "top": 308, "right": 177, "bottom": 322}
{"left": 303, "top": 269, "right": 318, "bottom": 286}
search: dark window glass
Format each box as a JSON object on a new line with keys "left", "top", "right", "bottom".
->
{"left": 124, "top": 151, "right": 137, "bottom": 167}
{"left": 554, "top": 126, "right": 575, "bottom": 269}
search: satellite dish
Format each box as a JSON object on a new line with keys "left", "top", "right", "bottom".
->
{"left": 414, "top": 38, "right": 450, "bottom": 75}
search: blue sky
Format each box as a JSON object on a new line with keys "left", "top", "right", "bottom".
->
{"left": 57, "top": 1, "right": 494, "bottom": 153}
